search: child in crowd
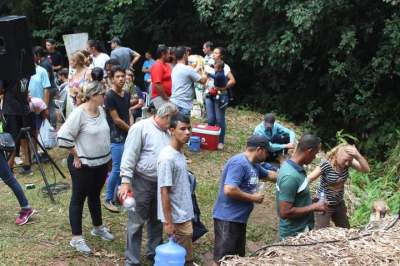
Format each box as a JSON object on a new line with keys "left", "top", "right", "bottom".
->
{"left": 124, "top": 68, "right": 144, "bottom": 123}
{"left": 142, "top": 51, "right": 155, "bottom": 93}
{"left": 29, "top": 95, "right": 48, "bottom": 130}
{"left": 207, "top": 60, "right": 227, "bottom": 93}
{"left": 206, "top": 60, "right": 228, "bottom": 109}
{"left": 56, "top": 68, "right": 69, "bottom": 121}
{"left": 29, "top": 96, "right": 48, "bottom": 160}
{"left": 104, "top": 59, "right": 120, "bottom": 90}
{"left": 90, "top": 67, "right": 104, "bottom": 82}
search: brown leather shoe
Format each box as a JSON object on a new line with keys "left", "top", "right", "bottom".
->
{"left": 103, "top": 201, "right": 120, "bottom": 213}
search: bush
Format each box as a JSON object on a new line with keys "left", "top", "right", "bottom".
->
{"left": 350, "top": 139, "right": 400, "bottom": 226}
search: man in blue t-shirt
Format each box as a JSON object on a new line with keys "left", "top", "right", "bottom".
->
{"left": 142, "top": 51, "right": 155, "bottom": 93}
{"left": 212, "top": 135, "right": 277, "bottom": 265}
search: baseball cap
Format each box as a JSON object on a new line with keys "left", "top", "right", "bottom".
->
{"left": 109, "top": 37, "right": 121, "bottom": 45}
{"left": 246, "top": 135, "right": 270, "bottom": 150}
{"left": 264, "top": 113, "right": 275, "bottom": 128}
{"left": 46, "top": 38, "right": 56, "bottom": 45}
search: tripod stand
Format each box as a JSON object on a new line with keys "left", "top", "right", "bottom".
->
{"left": 14, "top": 127, "right": 66, "bottom": 203}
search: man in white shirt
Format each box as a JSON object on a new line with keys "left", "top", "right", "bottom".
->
{"left": 87, "top": 40, "right": 110, "bottom": 69}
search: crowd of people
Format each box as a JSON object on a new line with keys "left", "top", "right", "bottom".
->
{"left": 0, "top": 37, "right": 371, "bottom": 266}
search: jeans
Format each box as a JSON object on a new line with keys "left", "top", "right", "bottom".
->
{"left": 144, "top": 81, "right": 151, "bottom": 94}
{"left": 314, "top": 201, "right": 350, "bottom": 229}
{"left": 268, "top": 133, "right": 290, "bottom": 161}
{"left": 0, "top": 153, "right": 28, "bottom": 208}
{"left": 125, "top": 175, "right": 163, "bottom": 266}
{"left": 67, "top": 155, "right": 108, "bottom": 235}
{"left": 105, "top": 142, "right": 124, "bottom": 202}
{"left": 177, "top": 105, "right": 191, "bottom": 117}
{"left": 205, "top": 94, "right": 228, "bottom": 144}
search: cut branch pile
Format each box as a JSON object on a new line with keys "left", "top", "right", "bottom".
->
{"left": 221, "top": 215, "right": 400, "bottom": 265}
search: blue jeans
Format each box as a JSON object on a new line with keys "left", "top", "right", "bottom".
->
{"left": 205, "top": 94, "right": 228, "bottom": 144}
{"left": 105, "top": 142, "right": 124, "bottom": 202}
{"left": 0, "top": 153, "right": 28, "bottom": 208}
{"left": 177, "top": 105, "right": 191, "bottom": 117}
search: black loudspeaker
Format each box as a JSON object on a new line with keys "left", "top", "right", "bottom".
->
{"left": 0, "top": 16, "right": 35, "bottom": 80}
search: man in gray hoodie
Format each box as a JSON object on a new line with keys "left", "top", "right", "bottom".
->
{"left": 119, "top": 102, "right": 177, "bottom": 266}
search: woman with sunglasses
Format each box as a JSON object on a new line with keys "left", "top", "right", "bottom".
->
{"left": 57, "top": 81, "right": 114, "bottom": 255}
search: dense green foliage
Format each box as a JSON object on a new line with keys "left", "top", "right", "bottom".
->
{"left": 350, "top": 136, "right": 400, "bottom": 225}
{"left": 194, "top": 0, "right": 400, "bottom": 158}
{"left": 2, "top": 0, "right": 399, "bottom": 158}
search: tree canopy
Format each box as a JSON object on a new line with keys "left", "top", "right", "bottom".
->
{"left": 2, "top": 0, "right": 399, "bottom": 157}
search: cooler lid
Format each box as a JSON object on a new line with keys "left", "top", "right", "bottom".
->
{"left": 192, "top": 124, "right": 221, "bottom": 135}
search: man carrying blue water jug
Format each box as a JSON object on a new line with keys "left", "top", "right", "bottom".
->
{"left": 212, "top": 135, "right": 277, "bottom": 265}
{"left": 157, "top": 113, "right": 194, "bottom": 265}
{"left": 119, "top": 103, "right": 177, "bottom": 266}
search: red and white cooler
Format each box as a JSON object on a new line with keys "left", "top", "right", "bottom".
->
{"left": 192, "top": 124, "right": 221, "bottom": 150}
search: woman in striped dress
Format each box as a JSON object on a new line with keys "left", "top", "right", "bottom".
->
{"left": 308, "top": 144, "right": 370, "bottom": 229}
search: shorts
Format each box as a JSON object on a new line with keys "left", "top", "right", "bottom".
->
{"left": 174, "top": 220, "right": 194, "bottom": 265}
{"left": 4, "top": 113, "right": 34, "bottom": 141}
{"left": 213, "top": 218, "right": 246, "bottom": 263}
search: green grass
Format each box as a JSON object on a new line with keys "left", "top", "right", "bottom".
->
{"left": 0, "top": 107, "right": 281, "bottom": 265}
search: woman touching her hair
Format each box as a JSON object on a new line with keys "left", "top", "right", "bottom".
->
{"left": 308, "top": 144, "right": 370, "bottom": 229}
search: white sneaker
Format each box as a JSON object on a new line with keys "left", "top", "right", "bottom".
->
{"left": 91, "top": 226, "right": 115, "bottom": 241}
{"left": 70, "top": 238, "right": 91, "bottom": 255}
{"left": 14, "top": 157, "right": 23, "bottom": 165}
{"left": 217, "top": 143, "right": 224, "bottom": 150}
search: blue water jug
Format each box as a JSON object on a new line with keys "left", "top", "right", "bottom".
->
{"left": 188, "top": 136, "right": 201, "bottom": 152}
{"left": 154, "top": 237, "right": 186, "bottom": 266}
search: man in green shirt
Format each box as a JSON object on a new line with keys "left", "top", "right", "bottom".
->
{"left": 276, "top": 134, "right": 327, "bottom": 239}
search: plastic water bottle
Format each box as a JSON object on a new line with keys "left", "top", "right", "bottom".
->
{"left": 319, "top": 191, "right": 325, "bottom": 203}
{"left": 154, "top": 237, "right": 186, "bottom": 266}
{"left": 318, "top": 191, "right": 326, "bottom": 214}
{"left": 118, "top": 190, "right": 136, "bottom": 212}
{"left": 256, "top": 182, "right": 266, "bottom": 193}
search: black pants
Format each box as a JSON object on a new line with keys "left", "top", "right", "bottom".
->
{"left": 67, "top": 155, "right": 108, "bottom": 235}
{"left": 213, "top": 219, "right": 246, "bottom": 263}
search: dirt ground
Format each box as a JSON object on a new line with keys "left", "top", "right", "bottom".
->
{"left": 0, "top": 107, "right": 288, "bottom": 265}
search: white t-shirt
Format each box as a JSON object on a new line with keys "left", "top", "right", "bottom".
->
{"left": 157, "top": 145, "right": 194, "bottom": 223}
{"left": 92, "top": 53, "right": 110, "bottom": 69}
